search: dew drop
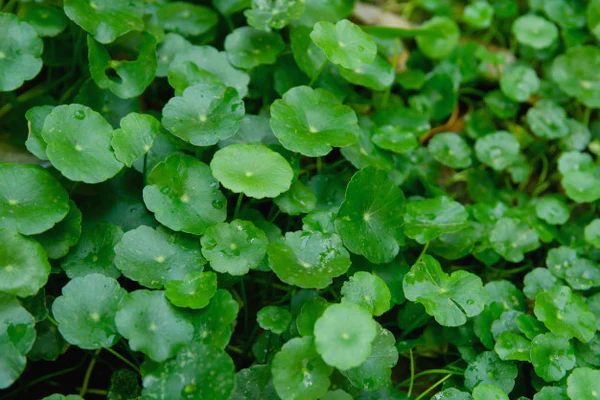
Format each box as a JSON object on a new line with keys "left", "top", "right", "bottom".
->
{"left": 74, "top": 110, "right": 85, "bottom": 120}
{"left": 212, "top": 200, "right": 224, "bottom": 209}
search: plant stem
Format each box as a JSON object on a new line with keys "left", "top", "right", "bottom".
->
{"left": 309, "top": 60, "right": 328, "bottom": 87}
{"left": 233, "top": 193, "right": 243, "bottom": 220}
{"left": 417, "top": 242, "right": 429, "bottom": 263}
{"left": 105, "top": 347, "right": 141, "bottom": 373}
{"left": 80, "top": 349, "right": 101, "bottom": 397}
{"left": 414, "top": 374, "right": 453, "bottom": 400}
{"left": 583, "top": 106, "right": 592, "bottom": 126}
{"left": 407, "top": 349, "right": 415, "bottom": 397}
{"left": 240, "top": 278, "right": 249, "bottom": 333}
{"left": 47, "top": 315, "right": 59, "bottom": 326}
{"left": 227, "top": 345, "right": 244, "bottom": 354}
{"left": 316, "top": 157, "right": 323, "bottom": 173}
{"left": 142, "top": 153, "right": 148, "bottom": 185}
{"left": 0, "top": 84, "right": 48, "bottom": 119}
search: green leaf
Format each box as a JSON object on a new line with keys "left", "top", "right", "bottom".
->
{"left": 472, "top": 384, "right": 508, "bottom": 400}
{"left": 24, "top": 105, "right": 53, "bottom": 161}
{"left": 428, "top": 133, "right": 472, "bottom": 169}
{"left": 171, "top": 45, "right": 250, "bottom": 98}
{"left": 0, "top": 229, "right": 51, "bottom": 298}
{"left": 0, "top": 292, "right": 36, "bottom": 355}
{"left": 61, "top": 223, "right": 123, "bottom": 279}
{"left": 296, "top": 296, "right": 328, "bottom": 337}
{"left": 494, "top": 331, "right": 531, "bottom": 361}
{"left": 107, "top": 369, "right": 142, "bottom": 400}
{"left": 484, "top": 90, "right": 520, "bottom": 119}
{"left": 165, "top": 271, "right": 217, "bottom": 309}
{"left": 257, "top": 305, "right": 292, "bottom": 334}
{"left": 270, "top": 85, "right": 358, "bottom": 157}
{"left": 567, "top": 368, "right": 600, "bottom": 400}
{"left": 267, "top": 230, "right": 351, "bottom": 288}
{"left": 115, "top": 290, "right": 193, "bottom": 362}
{"left": 531, "top": 333, "right": 576, "bottom": 382}
{"left": 339, "top": 55, "right": 395, "bottom": 91}
{"left": 182, "top": 289, "right": 239, "bottom": 349}
{"left": 534, "top": 285, "right": 596, "bottom": 343}
{"left": 41, "top": 395, "right": 83, "bottom": 400}
{"left": 32, "top": 201, "right": 82, "bottom": 260}
{"left": 162, "top": 83, "right": 244, "bottom": 147}
{"left": 42, "top": 104, "right": 124, "bottom": 183}
{"left": 372, "top": 125, "right": 418, "bottom": 154}
{"left": 142, "top": 342, "right": 235, "bottom": 400}
{"left": 526, "top": 100, "right": 569, "bottom": 140}
{"left": 416, "top": 17, "right": 460, "bottom": 59}
{"left": 211, "top": 144, "right": 293, "bottom": 199}
{"left": 156, "top": 33, "right": 193, "bottom": 78}
{"left": 310, "top": 19, "right": 376, "bottom": 69}
{"left": 535, "top": 196, "right": 570, "bottom": 225}
{"left": 589, "top": 0, "right": 600, "bottom": 41}
{"left": 341, "top": 271, "right": 392, "bottom": 317}
{"left": 340, "top": 324, "right": 399, "bottom": 391}
{"left": 552, "top": 46, "right": 600, "bottom": 108}
{"left": 404, "top": 196, "right": 468, "bottom": 244}
{"left": 475, "top": 131, "right": 520, "bottom": 171}
{"left": 114, "top": 225, "right": 205, "bottom": 289}
{"left": 143, "top": 154, "right": 227, "bottom": 235}
{"left": 322, "top": 390, "right": 353, "bottom": 400}
{"left": 52, "top": 274, "right": 125, "bottom": 349}
{"left": 19, "top": 4, "right": 68, "bottom": 37}
{"left": 403, "top": 255, "right": 488, "bottom": 327}
{"left": 0, "top": 164, "right": 69, "bottom": 235}
{"left": 335, "top": 167, "right": 405, "bottom": 263}
{"left": 584, "top": 219, "right": 600, "bottom": 248}
{"left": 432, "top": 388, "right": 473, "bottom": 400}
{"left": 111, "top": 113, "right": 161, "bottom": 167}
{"left": 490, "top": 217, "right": 540, "bottom": 263}
{"left": 231, "top": 365, "right": 279, "bottom": 400}
{"left": 271, "top": 336, "right": 333, "bottom": 400}
{"left": 463, "top": 2, "right": 494, "bottom": 29}
{"left": 275, "top": 180, "right": 317, "bottom": 216}
{"left": 464, "top": 351, "right": 518, "bottom": 393}
{"left": 63, "top": 0, "right": 144, "bottom": 44}
{"left": 562, "top": 170, "right": 600, "bottom": 203}
{"left": 0, "top": 13, "right": 43, "bottom": 92}
{"left": 314, "top": 302, "right": 377, "bottom": 370}
{"left": 512, "top": 15, "right": 558, "bottom": 49}
{"left": 157, "top": 2, "right": 218, "bottom": 37}
{"left": 523, "top": 268, "right": 559, "bottom": 300}
{"left": 245, "top": 0, "right": 305, "bottom": 31}
{"left": 225, "top": 27, "right": 285, "bottom": 69}
{"left": 201, "top": 219, "right": 268, "bottom": 275}
{"left": 88, "top": 32, "right": 157, "bottom": 99}
{"left": 500, "top": 64, "right": 540, "bottom": 102}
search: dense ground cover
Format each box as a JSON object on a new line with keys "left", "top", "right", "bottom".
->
{"left": 1, "top": 0, "right": 600, "bottom": 399}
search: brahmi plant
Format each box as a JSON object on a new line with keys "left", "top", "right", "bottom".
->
{"left": 1, "top": 0, "right": 600, "bottom": 399}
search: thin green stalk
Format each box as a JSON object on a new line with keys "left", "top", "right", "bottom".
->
{"left": 105, "top": 347, "right": 141, "bottom": 373}
{"left": 309, "top": 60, "right": 328, "bottom": 87}
{"left": 1, "top": 0, "right": 17, "bottom": 11}
{"left": 407, "top": 349, "right": 415, "bottom": 397}
{"left": 316, "top": 157, "right": 323, "bottom": 173}
{"left": 269, "top": 210, "right": 281, "bottom": 223}
{"left": 583, "top": 106, "right": 592, "bottom": 127}
{"left": 233, "top": 193, "right": 244, "bottom": 220}
{"left": 240, "top": 278, "right": 249, "bottom": 333}
{"left": 80, "top": 349, "right": 101, "bottom": 397}
{"left": 417, "top": 242, "right": 430, "bottom": 263}
{"left": 414, "top": 374, "right": 453, "bottom": 400}
{"left": 0, "top": 84, "right": 48, "bottom": 119}
{"left": 47, "top": 315, "right": 59, "bottom": 326}
{"left": 227, "top": 345, "right": 244, "bottom": 354}
{"left": 142, "top": 153, "right": 148, "bottom": 185}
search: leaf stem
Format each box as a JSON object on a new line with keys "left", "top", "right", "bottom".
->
{"left": 316, "top": 157, "right": 323, "bottom": 173}
{"left": 80, "top": 348, "right": 101, "bottom": 397}
{"left": 142, "top": 152, "right": 148, "bottom": 185}
{"left": 233, "top": 193, "right": 243, "bottom": 220}
{"left": 309, "top": 60, "right": 328, "bottom": 87}
{"left": 414, "top": 374, "right": 453, "bottom": 400}
{"left": 240, "top": 278, "right": 249, "bottom": 333}
{"left": 407, "top": 349, "right": 415, "bottom": 397}
{"left": 105, "top": 347, "right": 141, "bottom": 373}
{"left": 227, "top": 345, "right": 244, "bottom": 354}
{"left": 0, "top": 84, "right": 48, "bottom": 119}
{"left": 417, "top": 242, "right": 429, "bottom": 263}
{"left": 47, "top": 315, "right": 59, "bottom": 326}
{"left": 583, "top": 106, "right": 592, "bottom": 126}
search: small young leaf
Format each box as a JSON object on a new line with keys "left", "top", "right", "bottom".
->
{"left": 165, "top": 271, "right": 217, "bottom": 309}
{"left": 310, "top": 19, "right": 376, "bottom": 69}
{"left": 531, "top": 333, "right": 575, "bottom": 382}
{"left": 341, "top": 271, "right": 391, "bottom": 317}
{"left": 404, "top": 196, "right": 468, "bottom": 244}
{"left": 225, "top": 27, "right": 285, "bottom": 69}
{"left": 464, "top": 351, "right": 518, "bottom": 393}
{"left": 111, "top": 113, "right": 161, "bottom": 167}
{"left": 512, "top": 15, "right": 558, "bottom": 49}
{"left": 256, "top": 305, "right": 292, "bottom": 334}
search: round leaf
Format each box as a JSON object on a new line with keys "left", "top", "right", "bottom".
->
{"left": 164, "top": 271, "right": 217, "bottom": 309}
{"left": 566, "top": 368, "right": 600, "bottom": 400}
{"left": 490, "top": 218, "right": 540, "bottom": 263}
{"left": 526, "top": 100, "right": 569, "bottom": 139}
{"left": 310, "top": 19, "right": 376, "bottom": 69}
{"left": 244, "top": 0, "right": 304, "bottom": 31}
{"left": 41, "top": 104, "right": 124, "bottom": 183}
{"left": 61, "top": 223, "right": 123, "bottom": 279}
{"left": 475, "top": 131, "right": 520, "bottom": 171}
{"left": 535, "top": 196, "right": 570, "bottom": 225}
{"left": 211, "top": 144, "right": 293, "bottom": 199}
{"left": 63, "top": 0, "right": 144, "bottom": 44}
{"left": 0, "top": 13, "right": 43, "bottom": 92}
{"left": 162, "top": 83, "right": 244, "bottom": 147}
{"left": 416, "top": 17, "right": 460, "bottom": 59}
{"left": 271, "top": 336, "right": 333, "bottom": 400}
{"left": 0, "top": 228, "right": 51, "bottom": 298}
{"left": 115, "top": 290, "right": 193, "bottom": 362}
{"left": 339, "top": 55, "right": 395, "bottom": 91}
{"left": 531, "top": 333, "right": 575, "bottom": 382}
{"left": 114, "top": 225, "right": 205, "bottom": 289}
{"left": 314, "top": 302, "right": 377, "bottom": 370}
{"left": 335, "top": 167, "right": 405, "bottom": 263}
{"left": 552, "top": 46, "right": 600, "bottom": 108}
{"left": 267, "top": 230, "right": 351, "bottom": 288}
{"left": 111, "top": 113, "right": 161, "bottom": 167}
{"left": 33, "top": 200, "right": 82, "bottom": 260}
{"left": 403, "top": 255, "right": 488, "bottom": 327}
{"left": 201, "top": 219, "right": 268, "bottom": 275}
{"left": 256, "top": 305, "right": 292, "bottom": 334}
{"left": 270, "top": 85, "right": 358, "bottom": 157}
{"left": 0, "top": 164, "right": 69, "bottom": 235}
{"left": 142, "top": 342, "right": 235, "bottom": 400}
{"left": 24, "top": 105, "right": 53, "bottom": 161}
{"left": 372, "top": 125, "right": 418, "bottom": 154}
{"left": 584, "top": 219, "right": 600, "bottom": 248}
{"left": 225, "top": 27, "right": 285, "bottom": 69}
{"left": 52, "top": 274, "right": 125, "bottom": 349}
{"left": 142, "top": 154, "right": 227, "bottom": 235}
{"left": 464, "top": 351, "right": 518, "bottom": 393}
{"left": 341, "top": 271, "right": 391, "bottom": 317}
{"left": 500, "top": 65, "right": 540, "bottom": 102}
{"left": 428, "top": 133, "right": 472, "bottom": 169}
{"left": 512, "top": 15, "right": 558, "bottom": 49}
{"left": 157, "top": 2, "right": 218, "bottom": 37}
{"left": 404, "top": 196, "right": 469, "bottom": 244}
